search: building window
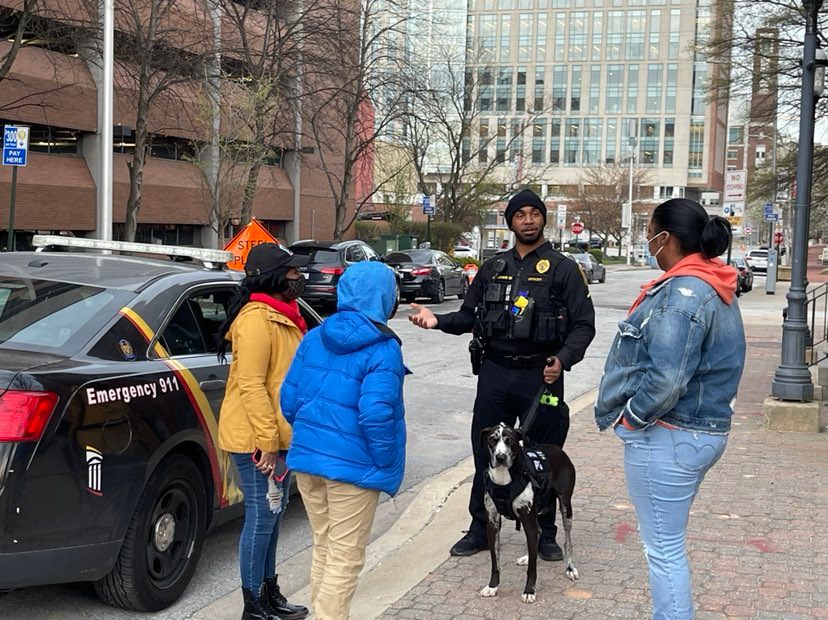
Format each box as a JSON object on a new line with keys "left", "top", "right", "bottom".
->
{"left": 639, "top": 118, "right": 659, "bottom": 165}
{"left": 755, "top": 144, "right": 766, "bottom": 166}
{"left": 479, "top": 68, "right": 494, "bottom": 111}
{"left": 728, "top": 125, "right": 744, "bottom": 144}
{"left": 646, "top": 63, "right": 662, "bottom": 113}
{"left": 607, "top": 11, "right": 623, "bottom": 60}
{"left": 588, "top": 65, "right": 601, "bottom": 114}
{"left": 568, "top": 11, "right": 587, "bottom": 61}
{"left": 691, "top": 62, "right": 707, "bottom": 115}
{"left": 626, "top": 11, "right": 645, "bottom": 60}
{"left": 665, "top": 63, "right": 677, "bottom": 114}
{"left": 496, "top": 67, "right": 513, "bottom": 112}
{"left": 649, "top": 10, "right": 661, "bottom": 59}
{"left": 550, "top": 118, "right": 561, "bottom": 164}
{"left": 582, "top": 118, "right": 602, "bottom": 165}
{"left": 570, "top": 65, "right": 582, "bottom": 112}
{"left": 150, "top": 134, "right": 198, "bottom": 161}
{"left": 500, "top": 14, "right": 512, "bottom": 62}
{"left": 511, "top": 120, "right": 524, "bottom": 162}
{"left": 479, "top": 121, "right": 489, "bottom": 163}
{"left": 480, "top": 15, "right": 497, "bottom": 59}
{"left": 564, "top": 118, "right": 581, "bottom": 165}
{"left": 554, "top": 12, "right": 566, "bottom": 61}
{"left": 516, "top": 67, "right": 527, "bottom": 111}
{"left": 23, "top": 123, "right": 80, "bottom": 155}
{"left": 534, "top": 68, "right": 545, "bottom": 110}
{"left": 727, "top": 149, "right": 738, "bottom": 160}
{"left": 605, "top": 117, "right": 617, "bottom": 163}
{"left": 462, "top": 137, "right": 471, "bottom": 164}
{"left": 626, "top": 64, "right": 639, "bottom": 114}
{"left": 119, "top": 224, "right": 195, "bottom": 246}
{"left": 496, "top": 119, "right": 507, "bottom": 163}
{"left": 532, "top": 120, "right": 547, "bottom": 164}
{"left": 519, "top": 13, "right": 532, "bottom": 62}
{"left": 606, "top": 64, "right": 623, "bottom": 113}
{"left": 113, "top": 126, "right": 135, "bottom": 155}
{"left": 536, "top": 12, "right": 548, "bottom": 62}
{"left": 688, "top": 118, "right": 705, "bottom": 173}
{"left": 668, "top": 9, "right": 680, "bottom": 59}
{"left": 552, "top": 65, "right": 567, "bottom": 111}
{"left": 591, "top": 11, "right": 603, "bottom": 60}
{"left": 664, "top": 118, "right": 674, "bottom": 167}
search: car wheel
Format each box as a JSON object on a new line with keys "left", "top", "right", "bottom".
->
{"left": 458, "top": 278, "right": 468, "bottom": 299}
{"left": 94, "top": 456, "right": 207, "bottom": 611}
{"left": 430, "top": 280, "right": 445, "bottom": 304}
{"left": 598, "top": 271, "right": 606, "bottom": 284}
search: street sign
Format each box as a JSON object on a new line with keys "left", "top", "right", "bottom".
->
{"left": 223, "top": 218, "right": 281, "bottom": 271}
{"left": 571, "top": 221, "right": 584, "bottom": 235}
{"left": 556, "top": 204, "right": 567, "bottom": 229}
{"left": 773, "top": 231, "right": 784, "bottom": 245}
{"left": 723, "top": 170, "right": 747, "bottom": 202}
{"left": 2, "top": 125, "right": 28, "bottom": 167}
{"left": 745, "top": 225, "right": 752, "bottom": 234}
{"left": 422, "top": 196, "right": 435, "bottom": 216}
{"left": 764, "top": 212, "right": 780, "bottom": 223}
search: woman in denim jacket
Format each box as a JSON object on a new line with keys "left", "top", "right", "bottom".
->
{"left": 595, "top": 198, "right": 746, "bottom": 620}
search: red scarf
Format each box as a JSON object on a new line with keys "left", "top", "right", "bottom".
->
{"left": 628, "top": 253, "right": 737, "bottom": 316}
{"left": 249, "top": 293, "right": 308, "bottom": 334}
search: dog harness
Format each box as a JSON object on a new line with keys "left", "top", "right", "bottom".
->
{"left": 485, "top": 448, "right": 557, "bottom": 524}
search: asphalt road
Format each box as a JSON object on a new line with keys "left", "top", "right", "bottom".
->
{"left": 0, "top": 267, "right": 657, "bottom": 619}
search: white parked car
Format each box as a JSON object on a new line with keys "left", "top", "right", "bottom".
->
{"left": 453, "top": 245, "right": 478, "bottom": 259}
{"left": 745, "top": 249, "right": 768, "bottom": 272}
{"left": 821, "top": 247, "right": 828, "bottom": 265}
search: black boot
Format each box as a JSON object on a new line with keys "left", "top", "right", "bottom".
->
{"left": 241, "top": 587, "right": 277, "bottom": 620}
{"left": 262, "top": 576, "right": 309, "bottom": 620}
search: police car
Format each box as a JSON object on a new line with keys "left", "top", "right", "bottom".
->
{"left": 0, "top": 236, "right": 322, "bottom": 611}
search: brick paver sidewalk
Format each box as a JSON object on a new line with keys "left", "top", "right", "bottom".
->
{"left": 381, "top": 324, "right": 828, "bottom": 619}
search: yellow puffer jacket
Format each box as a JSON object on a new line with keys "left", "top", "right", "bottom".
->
{"left": 217, "top": 301, "right": 303, "bottom": 454}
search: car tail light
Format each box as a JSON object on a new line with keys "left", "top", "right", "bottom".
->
{"left": 0, "top": 390, "right": 59, "bottom": 442}
{"left": 320, "top": 267, "right": 345, "bottom": 275}
{"left": 411, "top": 267, "right": 432, "bottom": 276}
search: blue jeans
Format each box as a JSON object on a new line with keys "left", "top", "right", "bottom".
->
{"left": 614, "top": 424, "right": 727, "bottom": 620}
{"left": 231, "top": 452, "right": 291, "bottom": 593}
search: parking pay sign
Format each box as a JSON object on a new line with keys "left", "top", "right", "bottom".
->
{"left": 3, "top": 125, "right": 29, "bottom": 166}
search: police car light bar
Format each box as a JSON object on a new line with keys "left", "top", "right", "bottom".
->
{"left": 31, "top": 235, "right": 233, "bottom": 268}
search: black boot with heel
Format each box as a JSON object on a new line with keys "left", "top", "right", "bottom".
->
{"left": 262, "top": 575, "right": 309, "bottom": 620}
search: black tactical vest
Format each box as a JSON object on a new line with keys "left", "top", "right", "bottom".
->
{"left": 484, "top": 449, "right": 558, "bottom": 522}
{"left": 476, "top": 247, "right": 568, "bottom": 347}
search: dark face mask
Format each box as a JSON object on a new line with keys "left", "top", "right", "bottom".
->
{"left": 281, "top": 276, "right": 306, "bottom": 300}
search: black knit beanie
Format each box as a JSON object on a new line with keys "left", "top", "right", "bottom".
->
{"left": 505, "top": 189, "right": 547, "bottom": 229}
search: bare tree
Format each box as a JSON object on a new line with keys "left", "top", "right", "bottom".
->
{"left": 0, "top": 1, "right": 40, "bottom": 84}
{"left": 305, "top": 0, "right": 413, "bottom": 240}
{"left": 566, "top": 165, "right": 652, "bottom": 248}
{"left": 402, "top": 43, "right": 547, "bottom": 230}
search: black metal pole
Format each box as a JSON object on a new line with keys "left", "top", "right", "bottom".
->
{"left": 8, "top": 165, "right": 17, "bottom": 251}
{"left": 772, "top": 0, "right": 821, "bottom": 401}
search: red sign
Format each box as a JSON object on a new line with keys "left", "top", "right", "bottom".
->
{"left": 571, "top": 222, "right": 584, "bottom": 235}
{"left": 773, "top": 231, "right": 784, "bottom": 245}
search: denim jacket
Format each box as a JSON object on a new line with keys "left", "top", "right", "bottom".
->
{"left": 595, "top": 275, "right": 746, "bottom": 433}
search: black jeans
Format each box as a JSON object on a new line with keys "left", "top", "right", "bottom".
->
{"left": 468, "top": 358, "right": 570, "bottom": 543}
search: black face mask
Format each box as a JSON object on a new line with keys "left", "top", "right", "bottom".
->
{"left": 282, "top": 277, "right": 305, "bottom": 300}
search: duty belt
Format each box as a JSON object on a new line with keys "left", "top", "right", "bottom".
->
{"left": 486, "top": 351, "right": 550, "bottom": 369}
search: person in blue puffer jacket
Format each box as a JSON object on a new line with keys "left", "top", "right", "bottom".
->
{"left": 281, "top": 260, "right": 406, "bottom": 620}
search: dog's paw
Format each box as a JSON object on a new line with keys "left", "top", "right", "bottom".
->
{"left": 479, "top": 586, "right": 498, "bottom": 598}
{"left": 566, "top": 565, "right": 580, "bottom": 581}
{"left": 515, "top": 554, "right": 529, "bottom": 566}
{"left": 522, "top": 592, "right": 536, "bottom": 604}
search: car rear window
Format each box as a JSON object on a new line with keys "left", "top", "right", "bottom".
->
{"left": 0, "top": 277, "right": 122, "bottom": 355}
{"left": 290, "top": 247, "right": 340, "bottom": 264}
{"left": 387, "top": 250, "right": 433, "bottom": 264}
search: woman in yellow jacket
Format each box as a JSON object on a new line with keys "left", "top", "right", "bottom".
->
{"left": 217, "top": 243, "right": 310, "bottom": 620}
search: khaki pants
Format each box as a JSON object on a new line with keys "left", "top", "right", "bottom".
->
{"left": 295, "top": 473, "right": 380, "bottom": 620}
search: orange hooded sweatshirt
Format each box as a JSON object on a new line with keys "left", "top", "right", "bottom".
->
{"left": 628, "top": 253, "right": 738, "bottom": 316}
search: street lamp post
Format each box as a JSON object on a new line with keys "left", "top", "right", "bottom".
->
{"left": 771, "top": 0, "right": 825, "bottom": 401}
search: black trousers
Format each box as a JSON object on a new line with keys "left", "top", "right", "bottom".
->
{"left": 468, "top": 358, "right": 570, "bottom": 543}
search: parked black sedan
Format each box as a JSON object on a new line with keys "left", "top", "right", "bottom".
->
{"left": 386, "top": 249, "right": 468, "bottom": 303}
{"left": 730, "top": 257, "right": 754, "bottom": 295}
{"left": 289, "top": 240, "right": 400, "bottom": 314}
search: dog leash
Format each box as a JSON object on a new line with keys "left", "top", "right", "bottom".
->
{"left": 518, "top": 382, "right": 559, "bottom": 435}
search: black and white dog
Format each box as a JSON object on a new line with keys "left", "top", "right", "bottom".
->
{"left": 479, "top": 423, "right": 578, "bottom": 604}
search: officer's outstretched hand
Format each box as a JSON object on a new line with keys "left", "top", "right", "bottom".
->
{"left": 409, "top": 303, "right": 438, "bottom": 329}
{"left": 543, "top": 356, "right": 562, "bottom": 384}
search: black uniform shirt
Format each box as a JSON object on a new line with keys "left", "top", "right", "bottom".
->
{"left": 435, "top": 242, "right": 596, "bottom": 370}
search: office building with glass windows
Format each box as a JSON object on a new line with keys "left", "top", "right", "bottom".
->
{"left": 466, "top": 0, "right": 731, "bottom": 208}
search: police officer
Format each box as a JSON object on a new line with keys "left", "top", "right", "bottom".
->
{"left": 409, "top": 188, "right": 595, "bottom": 560}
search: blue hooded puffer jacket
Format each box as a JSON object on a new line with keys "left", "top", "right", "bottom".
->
{"left": 281, "top": 261, "right": 407, "bottom": 495}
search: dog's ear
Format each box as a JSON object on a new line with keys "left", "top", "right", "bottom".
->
{"left": 479, "top": 427, "right": 494, "bottom": 454}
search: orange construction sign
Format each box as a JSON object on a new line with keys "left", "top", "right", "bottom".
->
{"left": 223, "top": 218, "right": 282, "bottom": 271}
